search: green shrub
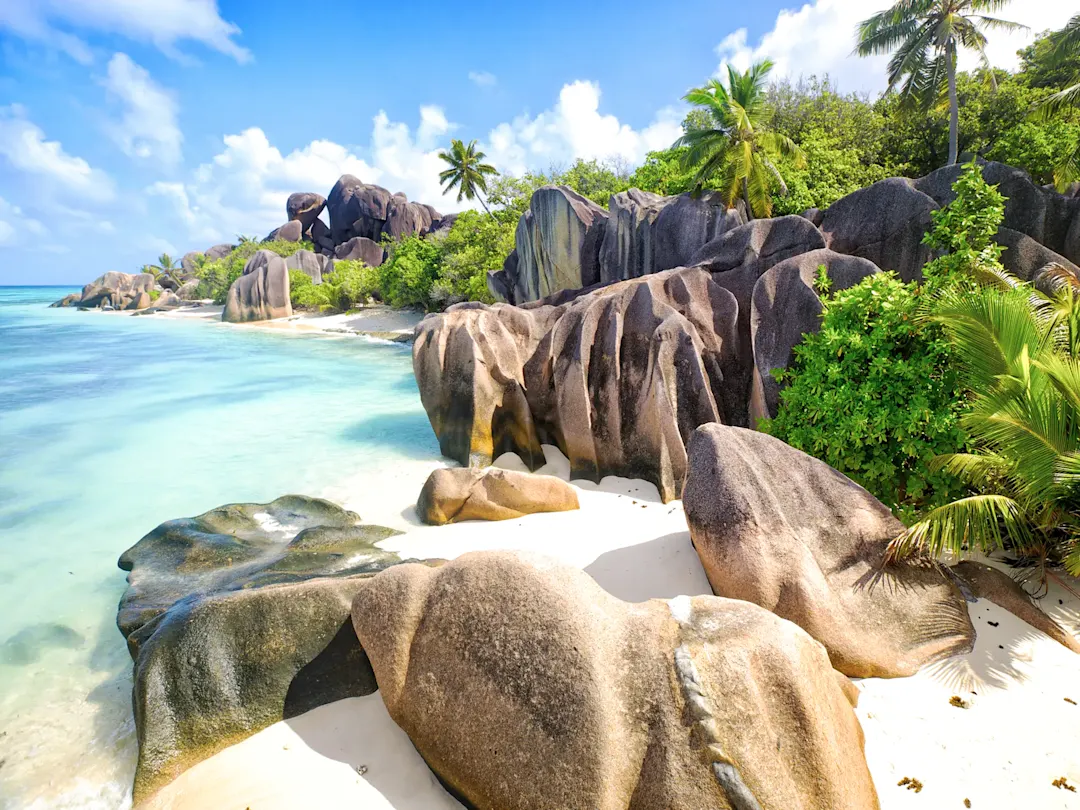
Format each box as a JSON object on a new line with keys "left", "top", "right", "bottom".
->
{"left": 148, "top": 289, "right": 160, "bottom": 301}
{"left": 288, "top": 270, "right": 332, "bottom": 310}
{"left": 329, "top": 260, "right": 380, "bottom": 309}
{"left": 377, "top": 236, "right": 442, "bottom": 309}
{"left": 429, "top": 210, "right": 507, "bottom": 307}
{"left": 763, "top": 271, "right": 967, "bottom": 517}
{"left": 196, "top": 239, "right": 313, "bottom": 304}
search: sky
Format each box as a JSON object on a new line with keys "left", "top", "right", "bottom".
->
{"left": 0, "top": 0, "right": 1072, "bottom": 284}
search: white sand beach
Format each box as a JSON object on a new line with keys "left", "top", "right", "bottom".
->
{"left": 140, "top": 445, "right": 1080, "bottom": 810}
{"left": 148, "top": 302, "right": 423, "bottom": 341}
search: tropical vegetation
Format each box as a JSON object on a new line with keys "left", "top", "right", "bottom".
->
{"left": 438, "top": 139, "right": 498, "bottom": 216}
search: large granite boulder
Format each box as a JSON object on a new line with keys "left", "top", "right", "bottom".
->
{"left": 176, "top": 279, "right": 201, "bottom": 301}
{"left": 222, "top": 250, "right": 292, "bottom": 323}
{"left": 652, "top": 192, "right": 745, "bottom": 272}
{"left": 416, "top": 467, "right": 579, "bottom": 525}
{"left": 265, "top": 220, "right": 303, "bottom": 243}
{"left": 286, "top": 192, "right": 326, "bottom": 233}
{"left": 71, "top": 271, "right": 156, "bottom": 309}
{"left": 689, "top": 214, "right": 825, "bottom": 272}
{"left": 821, "top": 178, "right": 938, "bottom": 281}
{"left": 508, "top": 185, "right": 610, "bottom": 303}
{"left": 383, "top": 194, "right": 439, "bottom": 240}
{"left": 124, "top": 291, "right": 152, "bottom": 311}
{"left": 353, "top": 551, "right": 879, "bottom": 810}
{"left": 309, "top": 218, "right": 335, "bottom": 255}
{"left": 683, "top": 424, "right": 975, "bottom": 678}
{"left": 334, "top": 235, "right": 384, "bottom": 266}
{"left": 284, "top": 249, "right": 331, "bottom": 285}
{"left": 326, "top": 174, "right": 393, "bottom": 244}
{"left": 916, "top": 160, "right": 1080, "bottom": 264}
{"left": 414, "top": 267, "right": 743, "bottom": 502}
{"left": 994, "top": 227, "right": 1080, "bottom": 281}
{"left": 116, "top": 495, "right": 411, "bottom": 802}
{"left": 180, "top": 251, "right": 203, "bottom": 277}
{"left": 598, "top": 188, "right": 670, "bottom": 284}
{"left": 750, "top": 249, "right": 880, "bottom": 421}
{"left": 204, "top": 243, "right": 234, "bottom": 262}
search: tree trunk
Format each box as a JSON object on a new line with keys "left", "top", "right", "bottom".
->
{"left": 478, "top": 193, "right": 496, "bottom": 221}
{"left": 947, "top": 41, "right": 959, "bottom": 166}
{"left": 742, "top": 178, "right": 753, "bottom": 221}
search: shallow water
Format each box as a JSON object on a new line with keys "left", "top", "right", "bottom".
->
{"left": 0, "top": 288, "right": 438, "bottom": 808}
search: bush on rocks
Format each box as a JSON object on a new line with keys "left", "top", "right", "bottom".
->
{"left": 196, "top": 239, "right": 313, "bottom": 304}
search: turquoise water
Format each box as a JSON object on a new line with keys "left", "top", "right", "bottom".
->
{"left": 0, "top": 287, "right": 437, "bottom": 808}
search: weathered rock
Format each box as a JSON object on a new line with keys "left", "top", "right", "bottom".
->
{"left": 204, "top": 243, "right": 234, "bottom": 262}
{"left": 417, "top": 467, "right": 579, "bottom": 525}
{"left": 176, "top": 279, "right": 202, "bottom": 301}
{"left": 156, "top": 273, "right": 181, "bottom": 292}
{"left": 598, "top": 188, "right": 670, "bottom": 284}
{"left": 509, "top": 185, "right": 609, "bottom": 302}
{"left": 125, "top": 291, "right": 152, "bottom": 310}
{"left": 414, "top": 267, "right": 742, "bottom": 502}
{"left": 353, "top": 551, "right": 879, "bottom": 810}
{"left": 382, "top": 195, "right": 438, "bottom": 240}
{"left": 180, "top": 251, "right": 204, "bottom": 276}
{"left": 309, "top": 218, "right": 335, "bottom": 254}
{"left": 917, "top": 161, "right": 1080, "bottom": 264}
{"left": 429, "top": 212, "right": 459, "bottom": 238}
{"left": 285, "top": 249, "right": 331, "bottom": 285}
{"left": 49, "top": 292, "right": 80, "bottom": 307}
{"left": 995, "top": 227, "right": 1080, "bottom": 281}
{"left": 802, "top": 207, "right": 824, "bottom": 226}
{"left": 117, "top": 495, "right": 409, "bottom": 802}
{"left": 75, "top": 271, "right": 156, "bottom": 308}
{"left": 222, "top": 250, "right": 292, "bottom": 323}
{"left": 951, "top": 561, "right": 1080, "bottom": 654}
{"left": 286, "top": 192, "right": 326, "bottom": 233}
{"left": 327, "top": 174, "right": 393, "bottom": 244}
{"left": 265, "top": 220, "right": 303, "bottom": 243}
{"left": 750, "top": 249, "right": 880, "bottom": 421}
{"left": 652, "top": 192, "right": 745, "bottom": 272}
{"left": 821, "top": 178, "right": 938, "bottom": 281}
{"left": 689, "top": 214, "right": 825, "bottom": 272}
{"left": 683, "top": 424, "right": 975, "bottom": 678}
{"left": 333, "top": 235, "right": 384, "bottom": 266}
{"left": 154, "top": 290, "right": 182, "bottom": 309}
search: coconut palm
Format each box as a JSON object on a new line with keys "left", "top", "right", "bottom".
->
{"left": 157, "top": 253, "right": 176, "bottom": 273}
{"left": 438, "top": 139, "right": 498, "bottom": 216}
{"left": 856, "top": 0, "right": 1025, "bottom": 167}
{"left": 673, "top": 60, "right": 806, "bottom": 219}
{"left": 1031, "top": 14, "right": 1080, "bottom": 190}
{"left": 889, "top": 270, "right": 1080, "bottom": 590}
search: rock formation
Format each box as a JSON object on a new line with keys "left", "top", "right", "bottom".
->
{"left": 414, "top": 267, "right": 742, "bottom": 502}
{"left": 352, "top": 551, "right": 879, "bottom": 810}
{"left": 326, "top": 174, "right": 442, "bottom": 247}
{"left": 284, "top": 249, "right": 332, "bottom": 284}
{"left": 682, "top": 424, "right": 975, "bottom": 678}
{"left": 750, "top": 249, "right": 880, "bottom": 420}
{"left": 52, "top": 271, "right": 157, "bottom": 309}
{"left": 286, "top": 191, "right": 327, "bottom": 234}
{"left": 334, "top": 235, "right": 384, "bottom": 266}
{"left": 416, "top": 467, "right": 579, "bottom": 525}
{"left": 598, "top": 189, "right": 670, "bottom": 284}
{"left": 116, "top": 494, "right": 416, "bottom": 802}
{"left": 222, "top": 249, "right": 292, "bottom": 323}
{"left": 265, "top": 220, "right": 303, "bottom": 243}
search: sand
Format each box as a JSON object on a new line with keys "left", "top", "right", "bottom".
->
{"left": 148, "top": 302, "right": 423, "bottom": 340}
{"left": 139, "top": 446, "right": 1080, "bottom": 810}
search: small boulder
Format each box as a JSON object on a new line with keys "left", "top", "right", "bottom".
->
{"left": 334, "top": 235, "right": 384, "bottom": 266}
{"left": 265, "top": 220, "right": 303, "bottom": 243}
{"left": 176, "top": 279, "right": 202, "bottom": 300}
{"left": 286, "top": 192, "right": 327, "bottom": 233}
{"left": 125, "top": 291, "right": 151, "bottom": 311}
{"left": 222, "top": 250, "right": 292, "bottom": 323}
{"left": 683, "top": 424, "right": 975, "bottom": 678}
{"left": 285, "top": 249, "right": 330, "bottom": 285}
{"left": 689, "top": 214, "right": 825, "bottom": 272}
{"left": 180, "top": 251, "right": 204, "bottom": 276}
{"left": 204, "top": 243, "right": 235, "bottom": 262}
{"left": 995, "top": 227, "right": 1080, "bottom": 281}
{"left": 416, "top": 467, "right": 579, "bottom": 525}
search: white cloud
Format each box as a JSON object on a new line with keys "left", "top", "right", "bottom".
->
{"left": 0, "top": 105, "right": 114, "bottom": 201}
{"left": 469, "top": 71, "right": 497, "bottom": 88}
{"left": 0, "top": 196, "right": 46, "bottom": 246}
{"left": 714, "top": 0, "right": 1075, "bottom": 95}
{"left": 101, "top": 53, "right": 183, "bottom": 165}
{"left": 0, "top": 0, "right": 250, "bottom": 65}
{"left": 485, "top": 81, "right": 683, "bottom": 176}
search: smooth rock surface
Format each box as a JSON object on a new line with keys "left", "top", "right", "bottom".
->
{"left": 683, "top": 424, "right": 975, "bottom": 678}
{"left": 266, "top": 220, "right": 304, "bottom": 243}
{"left": 222, "top": 250, "right": 292, "bottom": 323}
{"left": 334, "top": 235, "right": 384, "bottom": 266}
{"left": 286, "top": 192, "right": 327, "bottom": 233}
{"left": 352, "top": 551, "right": 879, "bottom": 810}
{"left": 416, "top": 467, "right": 579, "bottom": 525}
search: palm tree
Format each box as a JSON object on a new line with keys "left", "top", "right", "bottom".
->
{"left": 1032, "top": 14, "right": 1080, "bottom": 190}
{"left": 438, "top": 139, "right": 498, "bottom": 217}
{"left": 856, "top": 0, "right": 1025, "bottom": 167}
{"left": 889, "top": 271, "right": 1080, "bottom": 590}
{"left": 673, "top": 60, "right": 806, "bottom": 219}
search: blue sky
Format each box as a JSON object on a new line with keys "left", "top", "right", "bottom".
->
{"left": 0, "top": 0, "right": 1070, "bottom": 284}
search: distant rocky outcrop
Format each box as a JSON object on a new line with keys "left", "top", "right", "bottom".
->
{"left": 116, "top": 494, "right": 417, "bottom": 802}
{"left": 353, "top": 551, "right": 879, "bottom": 810}
{"left": 51, "top": 271, "right": 157, "bottom": 310}
{"left": 683, "top": 424, "right": 975, "bottom": 678}
{"left": 326, "top": 174, "right": 443, "bottom": 247}
{"left": 416, "top": 467, "right": 579, "bottom": 525}
{"left": 222, "top": 249, "right": 292, "bottom": 323}
{"left": 414, "top": 267, "right": 741, "bottom": 502}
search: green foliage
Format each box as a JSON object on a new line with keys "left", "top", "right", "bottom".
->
{"left": 763, "top": 272, "right": 967, "bottom": 516}
{"left": 148, "top": 289, "right": 160, "bottom": 302}
{"left": 430, "top": 210, "right": 506, "bottom": 307}
{"left": 195, "top": 239, "right": 312, "bottom": 304}
{"left": 674, "top": 60, "right": 806, "bottom": 217}
{"left": 892, "top": 279, "right": 1080, "bottom": 583}
{"left": 438, "top": 138, "right": 499, "bottom": 213}
{"left": 555, "top": 158, "right": 632, "bottom": 206}
{"left": 921, "top": 160, "right": 1006, "bottom": 282}
{"left": 289, "top": 261, "right": 382, "bottom": 312}
{"left": 625, "top": 148, "right": 697, "bottom": 196}
{"left": 376, "top": 236, "right": 443, "bottom": 309}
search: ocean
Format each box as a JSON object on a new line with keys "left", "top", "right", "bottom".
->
{"left": 0, "top": 287, "right": 438, "bottom": 808}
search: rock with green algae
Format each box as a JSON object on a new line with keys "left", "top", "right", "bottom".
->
{"left": 116, "top": 494, "right": 426, "bottom": 804}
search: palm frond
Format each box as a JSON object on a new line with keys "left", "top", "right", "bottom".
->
{"left": 888, "top": 494, "right": 1031, "bottom": 562}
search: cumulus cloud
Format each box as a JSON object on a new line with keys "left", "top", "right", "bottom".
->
{"left": 485, "top": 81, "right": 683, "bottom": 176}
{"left": 468, "top": 71, "right": 497, "bottom": 88}
{"left": 102, "top": 54, "right": 183, "bottom": 165}
{"left": 0, "top": 0, "right": 250, "bottom": 65}
{"left": 714, "top": 0, "right": 1075, "bottom": 95}
{"left": 0, "top": 196, "right": 46, "bottom": 246}
{"left": 0, "top": 105, "right": 114, "bottom": 201}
